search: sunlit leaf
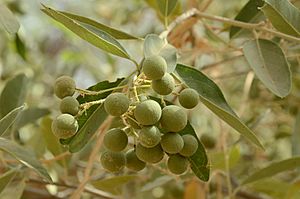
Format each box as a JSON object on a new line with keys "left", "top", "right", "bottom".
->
{"left": 0, "top": 106, "right": 24, "bottom": 136}
{"left": 156, "top": 0, "right": 178, "bottom": 17}
{"left": 209, "top": 146, "right": 240, "bottom": 170}
{"left": 0, "top": 4, "right": 19, "bottom": 34}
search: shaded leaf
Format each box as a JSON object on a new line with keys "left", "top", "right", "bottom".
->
{"left": 176, "top": 64, "right": 264, "bottom": 149}
{"left": 209, "top": 146, "right": 240, "bottom": 170}
{"left": 0, "top": 73, "right": 28, "bottom": 118}
{"left": 243, "top": 39, "right": 291, "bottom": 97}
{"left": 15, "top": 33, "right": 26, "bottom": 60}
{"left": 242, "top": 157, "right": 300, "bottom": 185}
{"left": 0, "top": 169, "right": 18, "bottom": 194}
{"left": 141, "top": 176, "right": 173, "bottom": 192}
{"left": 0, "top": 137, "right": 52, "bottom": 182}
{"left": 41, "top": 5, "right": 131, "bottom": 59}
{"left": 262, "top": 0, "right": 300, "bottom": 37}
{"left": 0, "top": 106, "right": 24, "bottom": 136}
{"left": 156, "top": 0, "right": 178, "bottom": 17}
{"left": 0, "top": 177, "right": 25, "bottom": 199}
{"left": 0, "top": 4, "right": 19, "bottom": 34}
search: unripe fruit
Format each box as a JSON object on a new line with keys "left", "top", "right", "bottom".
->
{"left": 142, "top": 55, "right": 167, "bottom": 80}
{"left": 51, "top": 114, "right": 78, "bottom": 139}
{"left": 60, "top": 96, "right": 80, "bottom": 116}
{"left": 100, "top": 151, "right": 126, "bottom": 173}
{"left": 134, "top": 100, "right": 161, "bottom": 125}
{"left": 136, "top": 143, "right": 164, "bottom": 164}
{"left": 160, "top": 132, "right": 184, "bottom": 154}
{"left": 167, "top": 154, "right": 189, "bottom": 175}
{"left": 160, "top": 105, "right": 187, "bottom": 132}
{"left": 139, "top": 126, "right": 161, "bottom": 148}
{"left": 54, "top": 75, "right": 76, "bottom": 99}
{"left": 200, "top": 133, "right": 216, "bottom": 149}
{"left": 179, "top": 135, "right": 198, "bottom": 157}
{"left": 179, "top": 88, "right": 199, "bottom": 109}
{"left": 103, "top": 128, "right": 128, "bottom": 152}
{"left": 151, "top": 73, "right": 175, "bottom": 95}
{"left": 104, "top": 93, "right": 130, "bottom": 116}
{"left": 125, "top": 149, "right": 146, "bottom": 171}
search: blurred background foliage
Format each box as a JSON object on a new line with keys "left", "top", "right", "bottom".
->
{"left": 0, "top": 0, "right": 300, "bottom": 198}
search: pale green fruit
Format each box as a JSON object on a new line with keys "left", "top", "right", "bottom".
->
{"left": 100, "top": 151, "right": 126, "bottom": 173}
{"left": 142, "top": 55, "right": 167, "bottom": 80}
{"left": 60, "top": 96, "right": 80, "bottom": 116}
{"left": 54, "top": 75, "right": 76, "bottom": 99}
{"left": 179, "top": 88, "right": 199, "bottom": 109}
{"left": 125, "top": 149, "right": 146, "bottom": 171}
{"left": 160, "top": 105, "right": 187, "bottom": 132}
{"left": 167, "top": 154, "right": 189, "bottom": 175}
{"left": 139, "top": 126, "right": 161, "bottom": 148}
{"left": 103, "top": 128, "right": 128, "bottom": 152}
{"left": 51, "top": 114, "right": 78, "bottom": 139}
{"left": 160, "top": 132, "right": 184, "bottom": 154}
{"left": 134, "top": 100, "right": 161, "bottom": 125}
{"left": 151, "top": 73, "right": 175, "bottom": 95}
{"left": 135, "top": 143, "right": 164, "bottom": 164}
{"left": 179, "top": 135, "right": 198, "bottom": 157}
{"left": 104, "top": 92, "right": 130, "bottom": 116}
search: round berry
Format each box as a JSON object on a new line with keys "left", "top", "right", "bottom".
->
{"left": 54, "top": 75, "right": 76, "bottom": 99}
{"left": 160, "top": 105, "right": 187, "bottom": 132}
{"left": 103, "top": 128, "right": 128, "bottom": 152}
{"left": 151, "top": 73, "right": 175, "bottom": 95}
{"left": 100, "top": 151, "right": 126, "bottom": 173}
{"left": 60, "top": 96, "right": 80, "bottom": 116}
{"left": 179, "top": 88, "right": 199, "bottom": 109}
{"left": 125, "top": 149, "right": 146, "bottom": 171}
{"left": 136, "top": 143, "right": 164, "bottom": 164}
{"left": 104, "top": 92, "right": 130, "bottom": 116}
{"left": 179, "top": 135, "right": 198, "bottom": 157}
{"left": 134, "top": 100, "right": 161, "bottom": 125}
{"left": 160, "top": 132, "right": 184, "bottom": 154}
{"left": 200, "top": 133, "right": 216, "bottom": 149}
{"left": 167, "top": 154, "right": 189, "bottom": 175}
{"left": 51, "top": 114, "right": 78, "bottom": 139}
{"left": 142, "top": 55, "right": 167, "bottom": 80}
{"left": 139, "top": 126, "right": 161, "bottom": 148}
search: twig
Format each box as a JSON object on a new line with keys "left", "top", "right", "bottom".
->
{"left": 201, "top": 55, "right": 244, "bottom": 70}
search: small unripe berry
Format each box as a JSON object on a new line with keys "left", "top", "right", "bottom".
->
{"left": 103, "top": 128, "right": 128, "bottom": 152}
{"left": 151, "top": 73, "right": 175, "bottom": 95}
{"left": 104, "top": 93, "right": 130, "bottom": 116}
{"left": 60, "top": 96, "right": 80, "bottom": 116}
{"left": 160, "top": 105, "right": 187, "bottom": 132}
{"left": 136, "top": 143, "right": 164, "bottom": 164}
{"left": 54, "top": 75, "right": 76, "bottom": 99}
{"left": 51, "top": 114, "right": 78, "bottom": 139}
{"left": 125, "top": 149, "right": 146, "bottom": 171}
{"left": 142, "top": 55, "right": 167, "bottom": 80}
{"left": 139, "top": 126, "right": 161, "bottom": 148}
{"left": 100, "top": 151, "right": 126, "bottom": 173}
{"left": 179, "top": 88, "right": 199, "bottom": 109}
{"left": 134, "top": 100, "right": 161, "bottom": 125}
{"left": 179, "top": 135, "right": 198, "bottom": 157}
{"left": 200, "top": 133, "right": 216, "bottom": 149}
{"left": 160, "top": 132, "right": 184, "bottom": 154}
{"left": 167, "top": 154, "right": 189, "bottom": 175}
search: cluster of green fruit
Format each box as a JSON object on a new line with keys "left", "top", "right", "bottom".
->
{"left": 100, "top": 55, "right": 201, "bottom": 175}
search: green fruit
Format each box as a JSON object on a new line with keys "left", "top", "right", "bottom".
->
{"left": 51, "top": 114, "right": 78, "bottom": 139}
{"left": 103, "top": 128, "right": 128, "bottom": 152}
{"left": 54, "top": 75, "right": 76, "bottom": 99}
{"left": 142, "top": 55, "right": 167, "bottom": 80}
{"left": 139, "top": 126, "right": 161, "bottom": 148}
{"left": 200, "top": 133, "right": 216, "bottom": 149}
{"left": 136, "top": 143, "right": 164, "bottom": 163}
{"left": 151, "top": 73, "right": 175, "bottom": 95}
{"left": 160, "top": 132, "right": 184, "bottom": 154}
{"left": 179, "top": 135, "right": 198, "bottom": 157}
{"left": 160, "top": 105, "right": 187, "bottom": 132}
{"left": 125, "top": 149, "right": 146, "bottom": 171}
{"left": 100, "top": 151, "right": 126, "bottom": 173}
{"left": 167, "top": 154, "right": 189, "bottom": 175}
{"left": 104, "top": 92, "right": 130, "bottom": 116}
{"left": 134, "top": 100, "right": 162, "bottom": 125}
{"left": 179, "top": 88, "right": 199, "bottom": 109}
{"left": 60, "top": 96, "right": 80, "bottom": 116}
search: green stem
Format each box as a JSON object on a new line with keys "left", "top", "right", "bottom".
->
{"left": 76, "top": 85, "right": 128, "bottom": 96}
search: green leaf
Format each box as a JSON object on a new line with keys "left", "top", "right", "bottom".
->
{"left": 0, "top": 73, "right": 28, "bottom": 118}
{"left": 243, "top": 39, "right": 291, "bottom": 97}
{"left": 0, "top": 106, "right": 24, "bottom": 136}
{"left": 156, "top": 0, "right": 178, "bottom": 17}
{"left": 63, "top": 78, "right": 125, "bottom": 152}
{"left": 91, "top": 175, "right": 137, "bottom": 195}
{"left": 41, "top": 5, "right": 131, "bottom": 59}
{"left": 0, "top": 169, "right": 18, "bottom": 194}
{"left": 179, "top": 122, "right": 210, "bottom": 181}
{"left": 59, "top": 11, "right": 140, "bottom": 40}
{"left": 230, "top": 0, "right": 265, "bottom": 38}
{"left": 262, "top": 0, "right": 300, "bottom": 37}
{"left": 144, "top": 34, "right": 177, "bottom": 72}
{"left": 141, "top": 176, "right": 173, "bottom": 192}
{"left": 15, "top": 33, "right": 27, "bottom": 60}
{"left": 242, "top": 156, "right": 300, "bottom": 185}
{"left": 209, "top": 146, "right": 240, "bottom": 170}
{"left": 176, "top": 64, "right": 264, "bottom": 149}
{"left": 0, "top": 4, "right": 19, "bottom": 34}
{"left": 0, "top": 137, "right": 52, "bottom": 182}
{"left": 0, "top": 177, "right": 25, "bottom": 199}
